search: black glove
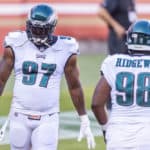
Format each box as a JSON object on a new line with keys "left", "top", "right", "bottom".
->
{"left": 101, "top": 123, "right": 108, "bottom": 144}
{"left": 102, "top": 130, "right": 106, "bottom": 143}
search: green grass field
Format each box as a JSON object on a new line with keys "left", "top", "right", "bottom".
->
{"left": 0, "top": 54, "right": 106, "bottom": 150}
{"left": 0, "top": 137, "right": 106, "bottom": 150}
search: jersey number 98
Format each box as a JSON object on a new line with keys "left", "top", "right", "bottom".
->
{"left": 116, "top": 72, "right": 150, "bottom": 107}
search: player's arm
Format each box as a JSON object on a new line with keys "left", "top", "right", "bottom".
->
{"left": 98, "top": 1, "right": 125, "bottom": 38}
{"left": 91, "top": 74, "right": 111, "bottom": 142}
{"left": 0, "top": 47, "right": 14, "bottom": 95}
{"left": 91, "top": 74, "right": 110, "bottom": 125}
{"left": 64, "top": 54, "right": 86, "bottom": 115}
{"left": 64, "top": 54, "right": 95, "bottom": 149}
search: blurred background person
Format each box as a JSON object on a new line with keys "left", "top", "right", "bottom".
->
{"left": 98, "top": 0, "right": 137, "bottom": 55}
{"left": 98, "top": 0, "right": 137, "bottom": 111}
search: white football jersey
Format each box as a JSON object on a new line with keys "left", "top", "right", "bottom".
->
{"left": 4, "top": 31, "right": 79, "bottom": 115}
{"left": 101, "top": 54, "right": 150, "bottom": 123}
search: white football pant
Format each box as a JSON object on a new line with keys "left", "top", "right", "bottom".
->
{"left": 9, "top": 110, "right": 59, "bottom": 150}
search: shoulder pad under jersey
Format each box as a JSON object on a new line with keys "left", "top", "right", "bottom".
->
{"left": 101, "top": 55, "right": 113, "bottom": 69}
{"left": 103, "top": 54, "right": 118, "bottom": 65}
{"left": 101, "top": 54, "right": 119, "bottom": 73}
{"left": 4, "top": 31, "right": 28, "bottom": 48}
{"left": 52, "top": 35, "right": 79, "bottom": 54}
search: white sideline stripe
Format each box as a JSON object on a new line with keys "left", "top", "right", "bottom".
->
{"left": 0, "top": 3, "right": 148, "bottom": 15}
{"left": 0, "top": 110, "right": 102, "bottom": 145}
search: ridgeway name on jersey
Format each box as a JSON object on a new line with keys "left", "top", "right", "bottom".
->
{"left": 101, "top": 54, "right": 150, "bottom": 123}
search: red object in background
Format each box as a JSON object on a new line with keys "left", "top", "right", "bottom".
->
{"left": 0, "top": 0, "right": 149, "bottom": 55}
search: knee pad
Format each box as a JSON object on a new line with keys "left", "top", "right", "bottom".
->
{"left": 9, "top": 121, "right": 30, "bottom": 148}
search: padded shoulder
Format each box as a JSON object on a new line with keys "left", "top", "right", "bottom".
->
{"left": 4, "top": 31, "right": 28, "bottom": 48}
{"left": 102, "top": 54, "right": 119, "bottom": 65}
{"left": 101, "top": 55, "right": 115, "bottom": 72}
{"left": 52, "top": 35, "right": 79, "bottom": 54}
{"left": 102, "top": 55, "right": 112, "bottom": 64}
{"left": 101, "top": 54, "right": 122, "bottom": 74}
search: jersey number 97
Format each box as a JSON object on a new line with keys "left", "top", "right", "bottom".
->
{"left": 22, "top": 61, "right": 56, "bottom": 88}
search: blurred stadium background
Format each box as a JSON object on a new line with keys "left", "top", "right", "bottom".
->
{"left": 0, "top": 0, "right": 149, "bottom": 54}
{"left": 0, "top": 0, "right": 150, "bottom": 149}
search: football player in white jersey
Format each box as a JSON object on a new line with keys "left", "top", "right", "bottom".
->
{"left": 0, "top": 4, "right": 95, "bottom": 150}
{"left": 92, "top": 19, "right": 150, "bottom": 150}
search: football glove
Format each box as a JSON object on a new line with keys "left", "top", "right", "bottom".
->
{"left": 78, "top": 114, "right": 96, "bottom": 149}
{"left": 0, "top": 118, "right": 9, "bottom": 141}
{"left": 101, "top": 123, "right": 108, "bottom": 144}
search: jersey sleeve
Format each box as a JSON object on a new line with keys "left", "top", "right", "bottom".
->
{"left": 61, "top": 36, "right": 79, "bottom": 55}
{"left": 101, "top": 0, "right": 118, "bottom": 13}
{"left": 100, "top": 55, "right": 114, "bottom": 87}
{"left": 52, "top": 35, "right": 79, "bottom": 55}
{"left": 69, "top": 37, "right": 79, "bottom": 55}
{"left": 4, "top": 32, "right": 15, "bottom": 48}
{"left": 4, "top": 31, "right": 27, "bottom": 49}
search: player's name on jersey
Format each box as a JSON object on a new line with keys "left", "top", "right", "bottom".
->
{"left": 116, "top": 58, "right": 150, "bottom": 68}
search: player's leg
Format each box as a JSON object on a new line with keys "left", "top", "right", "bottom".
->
{"left": 31, "top": 113, "right": 59, "bottom": 150}
{"left": 9, "top": 112, "right": 31, "bottom": 150}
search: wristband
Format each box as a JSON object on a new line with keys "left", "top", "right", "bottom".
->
{"left": 101, "top": 122, "right": 108, "bottom": 131}
{"left": 79, "top": 114, "right": 90, "bottom": 124}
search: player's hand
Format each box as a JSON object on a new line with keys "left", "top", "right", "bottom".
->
{"left": 114, "top": 23, "right": 126, "bottom": 39}
{"left": 102, "top": 130, "right": 106, "bottom": 143}
{"left": 0, "top": 118, "right": 9, "bottom": 141}
{"left": 78, "top": 114, "right": 96, "bottom": 149}
{"left": 101, "top": 122, "right": 108, "bottom": 144}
